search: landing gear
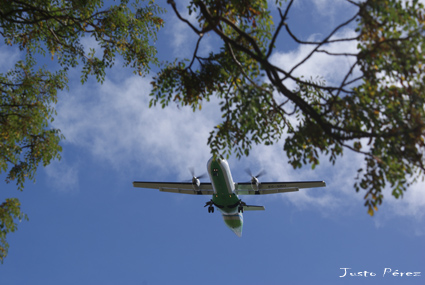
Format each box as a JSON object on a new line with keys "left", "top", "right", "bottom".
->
{"left": 237, "top": 199, "right": 246, "bottom": 213}
{"left": 205, "top": 200, "right": 214, "bottom": 213}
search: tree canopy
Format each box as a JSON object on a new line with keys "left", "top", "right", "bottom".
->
{"left": 150, "top": 0, "right": 425, "bottom": 216}
{"left": 0, "top": 0, "right": 164, "bottom": 262}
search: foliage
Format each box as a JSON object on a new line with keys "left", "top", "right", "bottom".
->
{"left": 0, "top": 0, "right": 164, "bottom": 262}
{"left": 150, "top": 0, "right": 425, "bottom": 216}
{"left": 0, "top": 198, "right": 28, "bottom": 263}
{"left": 1, "top": 58, "right": 66, "bottom": 190}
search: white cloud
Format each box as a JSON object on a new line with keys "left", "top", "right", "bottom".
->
{"left": 0, "top": 46, "right": 21, "bottom": 72}
{"left": 239, "top": 142, "right": 364, "bottom": 216}
{"left": 270, "top": 28, "right": 360, "bottom": 90}
{"left": 307, "top": 0, "right": 354, "bottom": 18}
{"left": 53, "top": 74, "right": 221, "bottom": 180}
{"left": 44, "top": 158, "right": 79, "bottom": 192}
{"left": 163, "top": 0, "right": 200, "bottom": 58}
{"left": 80, "top": 36, "right": 104, "bottom": 57}
{"left": 387, "top": 182, "right": 425, "bottom": 219}
{"left": 371, "top": 182, "right": 425, "bottom": 235}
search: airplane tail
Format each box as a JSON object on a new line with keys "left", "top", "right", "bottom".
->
{"left": 243, "top": 205, "right": 265, "bottom": 211}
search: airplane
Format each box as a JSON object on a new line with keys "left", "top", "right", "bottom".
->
{"left": 133, "top": 157, "right": 326, "bottom": 237}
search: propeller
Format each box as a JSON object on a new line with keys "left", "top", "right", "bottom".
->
{"left": 245, "top": 168, "right": 266, "bottom": 192}
{"left": 189, "top": 167, "right": 207, "bottom": 179}
{"left": 184, "top": 167, "right": 207, "bottom": 190}
{"left": 245, "top": 168, "right": 266, "bottom": 184}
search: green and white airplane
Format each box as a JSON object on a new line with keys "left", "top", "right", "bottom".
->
{"left": 133, "top": 157, "right": 326, "bottom": 237}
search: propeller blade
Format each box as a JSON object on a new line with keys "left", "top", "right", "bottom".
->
{"left": 189, "top": 167, "right": 195, "bottom": 177}
{"left": 256, "top": 170, "right": 266, "bottom": 178}
{"left": 196, "top": 173, "right": 207, "bottom": 179}
{"left": 245, "top": 168, "right": 266, "bottom": 179}
{"left": 183, "top": 168, "right": 195, "bottom": 182}
{"left": 186, "top": 167, "right": 207, "bottom": 181}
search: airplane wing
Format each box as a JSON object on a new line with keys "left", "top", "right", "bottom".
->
{"left": 234, "top": 181, "right": 326, "bottom": 195}
{"left": 133, "top": 181, "right": 214, "bottom": 195}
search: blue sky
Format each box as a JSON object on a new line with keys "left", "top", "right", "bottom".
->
{"left": 1, "top": 0, "right": 424, "bottom": 284}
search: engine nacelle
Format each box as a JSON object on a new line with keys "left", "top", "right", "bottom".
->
{"left": 251, "top": 176, "right": 260, "bottom": 191}
{"left": 192, "top": 177, "right": 201, "bottom": 190}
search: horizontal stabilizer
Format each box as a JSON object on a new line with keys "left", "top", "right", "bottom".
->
{"left": 243, "top": 205, "right": 265, "bottom": 211}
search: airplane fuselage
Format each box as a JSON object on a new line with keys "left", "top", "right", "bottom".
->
{"left": 207, "top": 157, "right": 243, "bottom": 236}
